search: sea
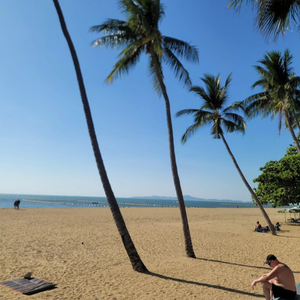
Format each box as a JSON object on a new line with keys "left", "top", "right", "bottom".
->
{"left": 0, "top": 193, "right": 260, "bottom": 209}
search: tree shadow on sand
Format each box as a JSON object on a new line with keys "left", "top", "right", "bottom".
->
{"left": 147, "top": 272, "right": 264, "bottom": 298}
{"left": 196, "top": 257, "right": 300, "bottom": 274}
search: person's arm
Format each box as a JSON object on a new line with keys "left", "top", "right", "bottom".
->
{"left": 251, "top": 274, "right": 269, "bottom": 288}
{"left": 251, "top": 267, "right": 280, "bottom": 288}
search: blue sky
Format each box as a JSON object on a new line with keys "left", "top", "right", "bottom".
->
{"left": 0, "top": 0, "right": 299, "bottom": 201}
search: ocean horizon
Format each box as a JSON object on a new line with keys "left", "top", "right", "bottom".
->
{"left": 0, "top": 193, "right": 264, "bottom": 209}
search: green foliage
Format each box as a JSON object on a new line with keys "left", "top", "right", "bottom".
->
{"left": 228, "top": 0, "right": 300, "bottom": 40}
{"left": 253, "top": 142, "right": 300, "bottom": 207}
{"left": 176, "top": 73, "right": 246, "bottom": 141}
{"left": 90, "top": 0, "right": 199, "bottom": 95}
{"left": 243, "top": 49, "right": 300, "bottom": 135}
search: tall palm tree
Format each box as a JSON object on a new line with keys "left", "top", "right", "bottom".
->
{"left": 176, "top": 74, "right": 276, "bottom": 235}
{"left": 228, "top": 0, "right": 300, "bottom": 40}
{"left": 242, "top": 49, "right": 300, "bottom": 154}
{"left": 52, "top": 0, "right": 148, "bottom": 273}
{"left": 90, "top": 0, "right": 199, "bottom": 258}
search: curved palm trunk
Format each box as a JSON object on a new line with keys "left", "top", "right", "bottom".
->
{"left": 149, "top": 48, "right": 195, "bottom": 257}
{"left": 53, "top": 0, "right": 148, "bottom": 273}
{"left": 220, "top": 133, "right": 276, "bottom": 235}
{"left": 284, "top": 109, "right": 300, "bottom": 155}
{"left": 292, "top": 112, "right": 300, "bottom": 132}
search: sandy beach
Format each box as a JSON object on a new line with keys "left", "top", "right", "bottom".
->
{"left": 0, "top": 207, "right": 299, "bottom": 299}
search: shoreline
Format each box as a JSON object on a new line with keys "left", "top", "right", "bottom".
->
{"left": 1, "top": 208, "right": 299, "bottom": 299}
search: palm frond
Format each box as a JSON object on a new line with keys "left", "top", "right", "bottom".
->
{"left": 118, "top": 0, "right": 151, "bottom": 34}
{"left": 90, "top": 19, "right": 128, "bottom": 35}
{"left": 227, "top": 0, "right": 257, "bottom": 10}
{"left": 162, "top": 47, "right": 192, "bottom": 87}
{"left": 146, "top": 0, "right": 165, "bottom": 26}
{"left": 221, "top": 118, "right": 246, "bottom": 134}
{"left": 189, "top": 86, "right": 211, "bottom": 104}
{"left": 91, "top": 34, "right": 135, "bottom": 48}
{"left": 148, "top": 53, "right": 163, "bottom": 96}
{"left": 223, "top": 113, "right": 246, "bottom": 131}
{"left": 106, "top": 41, "right": 144, "bottom": 83}
{"left": 91, "top": 19, "right": 137, "bottom": 48}
{"left": 181, "top": 123, "right": 201, "bottom": 144}
{"left": 163, "top": 37, "right": 199, "bottom": 63}
{"left": 223, "top": 101, "right": 246, "bottom": 114}
{"left": 228, "top": 0, "right": 300, "bottom": 40}
{"left": 256, "top": 0, "right": 300, "bottom": 40}
{"left": 176, "top": 109, "right": 200, "bottom": 117}
{"left": 278, "top": 105, "right": 284, "bottom": 135}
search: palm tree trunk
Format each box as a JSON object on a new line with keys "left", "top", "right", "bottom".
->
{"left": 149, "top": 47, "right": 195, "bottom": 257}
{"left": 52, "top": 0, "right": 148, "bottom": 273}
{"left": 292, "top": 112, "right": 300, "bottom": 132}
{"left": 220, "top": 133, "right": 276, "bottom": 235}
{"left": 284, "top": 109, "right": 300, "bottom": 155}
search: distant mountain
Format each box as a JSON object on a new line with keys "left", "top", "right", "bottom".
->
{"left": 131, "top": 195, "right": 245, "bottom": 203}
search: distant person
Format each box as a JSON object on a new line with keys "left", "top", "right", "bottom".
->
{"left": 254, "top": 221, "right": 262, "bottom": 231}
{"left": 275, "top": 222, "right": 281, "bottom": 231}
{"left": 14, "top": 199, "right": 21, "bottom": 210}
{"left": 251, "top": 254, "right": 297, "bottom": 300}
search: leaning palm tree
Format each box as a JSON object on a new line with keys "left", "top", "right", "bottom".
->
{"left": 243, "top": 49, "right": 300, "bottom": 154}
{"left": 176, "top": 73, "right": 276, "bottom": 235}
{"left": 228, "top": 0, "right": 300, "bottom": 40}
{"left": 90, "top": 0, "right": 199, "bottom": 258}
{"left": 52, "top": 0, "right": 148, "bottom": 273}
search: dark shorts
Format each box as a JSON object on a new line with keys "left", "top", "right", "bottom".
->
{"left": 272, "top": 284, "right": 297, "bottom": 299}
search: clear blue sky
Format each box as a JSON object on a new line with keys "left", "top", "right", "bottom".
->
{"left": 0, "top": 0, "right": 299, "bottom": 201}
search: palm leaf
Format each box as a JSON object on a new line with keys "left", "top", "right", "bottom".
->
{"left": 163, "top": 36, "right": 199, "bottom": 63}
{"left": 118, "top": 0, "right": 151, "bottom": 34}
{"left": 256, "top": 0, "right": 300, "bottom": 39}
{"left": 106, "top": 41, "right": 144, "bottom": 83}
{"left": 90, "top": 19, "right": 128, "bottom": 34}
{"left": 148, "top": 53, "right": 163, "bottom": 96}
{"left": 221, "top": 118, "right": 245, "bottom": 133}
{"left": 181, "top": 123, "right": 201, "bottom": 143}
{"left": 162, "top": 47, "right": 192, "bottom": 87}
{"left": 176, "top": 108, "right": 200, "bottom": 117}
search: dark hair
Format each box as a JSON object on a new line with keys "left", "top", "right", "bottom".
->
{"left": 264, "top": 254, "right": 277, "bottom": 264}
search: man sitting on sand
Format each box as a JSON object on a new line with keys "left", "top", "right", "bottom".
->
{"left": 251, "top": 254, "right": 297, "bottom": 300}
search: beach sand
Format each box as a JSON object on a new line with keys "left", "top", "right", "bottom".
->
{"left": 0, "top": 207, "right": 299, "bottom": 299}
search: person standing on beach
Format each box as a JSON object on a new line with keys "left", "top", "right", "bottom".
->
{"left": 14, "top": 199, "right": 20, "bottom": 210}
{"left": 251, "top": 254, "right": 297, "bottom": 300}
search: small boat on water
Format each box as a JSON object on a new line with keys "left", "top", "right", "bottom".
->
{"left": 92, "top": 202, "right": 99, "bottom": 204}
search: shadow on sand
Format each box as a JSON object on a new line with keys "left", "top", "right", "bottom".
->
{"left": 196, "top": 257, "right": 300, "bottom": 274}
{"left": 147, "top": 272, "right": 264, "bottom": 298}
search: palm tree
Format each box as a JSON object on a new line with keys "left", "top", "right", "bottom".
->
{"left": 90, "top": 0, "right": 199, "bottom": 258}
{"left": 242, "top": 49, "right": 300, "bottom": 154}
{"left": 52, "top": 0, "right": 148, "bottom": 273}
{"left": 176, "top": 74, "right": 276, "bottom": 235}
{"left": 228, "top": 0, "right": 300, "bottom": 40}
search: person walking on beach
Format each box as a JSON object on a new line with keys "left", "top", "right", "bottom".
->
{"left": 251, "top": 254, "right": 297, "bottom": 300}
{"left": 14, "top": 199, "right": 20, "bottom": 210}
